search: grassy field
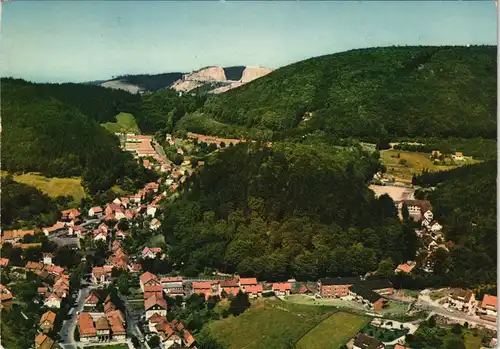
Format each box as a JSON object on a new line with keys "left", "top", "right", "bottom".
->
{"left": 296, "top": 312, "right": 369, "bottom": 349}
{"left": 1, "top": 172, "right": 85, "bottom": 205}
{"left": 148, "top": 234, "right": 165, "bottom": 247}
{"left": 464, "top": 332, "right": 482, "bottom": 349}
{"left": 208, "top": 298, "right": 337, "bottom": 349}
{"left": 284, "top": 294, "right": 365, "bottom": 310}
{"left": 102, "top": 112, "right": 140, "bottom": 134}
{"left": 380, "top": 150, "right": 480, "bottom": 180}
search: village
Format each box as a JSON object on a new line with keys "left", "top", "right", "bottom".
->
{"left": 0, "top": 133, "right": 497, "bottom": 349}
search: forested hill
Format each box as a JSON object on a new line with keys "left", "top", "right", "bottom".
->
{"left": 161, "top": 142, "right": 418, "bottom": 280}
{"left": 1, "top": 79, "right": 157, "bottom": 194}
{"left": 185, "top": 46, "right": 496, "bottom": 140}
{"left": 406, "top": 161, "right": 496, "bottom": 288}
{"left": 2, "top": 78, "right": 141, "bottom": 124}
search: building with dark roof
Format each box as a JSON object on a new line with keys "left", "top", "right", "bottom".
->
{"left": 353, "top": 333, "right": 384, "bottom": 349}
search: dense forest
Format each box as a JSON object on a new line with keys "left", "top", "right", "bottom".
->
{"left": 175, "top": 46, "right": 496, "bottom": 141}
{"left": 1, "top": 177, "right": 60, "bottom": 229}
{"left": 160, "top": 142, "right": 418, "bottom": 280}
{"left": 394, "top": 161, "right": 496, "bottom": 289}
{"left": 135, "top": 89, "right": 206, "bottom": 134}
{"left": 2, "top": 78, "right": 140, "bottom": 124}
{"left": 1, "top": 79, "right": 157, "bottom": 194}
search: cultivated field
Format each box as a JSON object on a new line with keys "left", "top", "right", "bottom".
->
{"left": 208, "top": 298, "right": 336, "bottom": 349}
{"left": 296, "top": 312, "right": 369, "bottom": 349}
{"left": 1, "top": 172, "right": 85, "bottom": 205}
{"left": 102, "top": 112, "right": 140, "bottom": 134}
{"left": 380, "top": 150, "right": 480, "bottom": 180}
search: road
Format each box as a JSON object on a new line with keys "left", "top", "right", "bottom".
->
{"left": 119, "top": 293, "right": 150, "bottom": 349}
{"left": 153, "top": 142, "right": 169, "bottom": 163}
{"left": 59, "top": 286, "right": 91, "bottom": 349}
{"left": 416, "top": 295, "right": 497, "bottom": 331}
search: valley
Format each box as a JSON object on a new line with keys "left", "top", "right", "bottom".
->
{"left": 1, "top": 44, "right": 497, "bottom": 349}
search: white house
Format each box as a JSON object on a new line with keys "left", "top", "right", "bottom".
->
{"left": 44, "top": 293, "right": 62, "bottom": 309}
{"left": 114, "top": 209, "right": 126, "bottom": 221}
{"left": 145, "top": 295, "right": 168, "bottom": 320}
{"left": 88, "top": 206, "right": 103, "bottom": 218}
{"left": 150, "top": 218, "right": 161, "bottom": 231}
{"left": 423, "top": 210, "right": 433, "bottom": 221}
{"left": 147, "top": 205, "right": 157, "bottom": 217}
{"left": 42, "top": 253, "right": 53, "bottom": 266}
{"left": 42, "top": 222, "right": 66, "bottom": 237}
{"left": 93, "top": 229, "right": 107, "bottom": 242}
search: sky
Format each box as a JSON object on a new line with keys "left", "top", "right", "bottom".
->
{"left": 0, "top": 1, "right": 497, "bottom": 83}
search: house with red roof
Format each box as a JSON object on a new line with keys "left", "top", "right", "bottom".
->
{"left": 476, "top": 294, "right": 498, "bottom": 320}
{"left": 42, "top": 222, "right": 66, "bottom": 237}
{"left": 395, "top": 262, "right": 416, "bottom": 274}
{"left": 298, "top": 284, "right": 314, "bottom": 295}
{"left": 184, "top": 329, "right": 197, "bottom": 347}
{"left": 142, "top": 247, "right": 163, "bottom": 259}
{"left": 34, "top": 333, "right": 56, "bottom": 349}
{"left": 84, "top": 292, "right": 100, "bottom": 310}
{"left": 0, "top": 284, "right": 13, "bottom": 309}
{"left": 140, "top": 271, "right": 160, "bottom": 292}
{"left": 26, "top": 261, "right": 43, "bottom": 272}
{"left": 44, "top": 265, "right": 65, "bottom": 276}
{"left": 91, "top": 266, "right": 113, "bottom": 285}
{"left": 144, "top": 284, "right": 164, "bottom": 300}
{"left": 272, "top": 282, "right": 292, "bottom": 296}
{"left": 1, "top": 229, "right": 35, "bottom": 244}
{"left": 39, "top": 310, "right": 57, "bottom": 333}
{"left": 145, "top": 294, "right": 168, "bottom": 320}
{"left": 88, "top": 206, "right": 103, "bottom": 218}
{"left": 0, "top": 258, "right": 9, "bottom": 266}
{"left": 77, "top": 313, "right": 97, "bottom": 342}
{"left": 148, "top": 313, "right": 167, "bottom": 333}
{"left": 192, "top": 281, "right": 215, "bottom": 299}
{"left": 93, "top": 228, "right": 108, "bottom": 242}
{"left": 243, "top": 284, "right": 263, "bottom": 298}
{"left": 44, "top": 293, "right": 62, "bottom": 309}
{"left": 239, "top": 277, "right": 258, "bottom": 287}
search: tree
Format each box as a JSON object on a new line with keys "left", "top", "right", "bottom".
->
{"left": 117, "top": 219, "right": 129, "bottom": 231}
{"left": 377, "top": 258, "right": 395, "bottom": 277}
{"left": 427, "top": 315, "right": 436, "bottom": 328}
{"left": 148, "top": 336, "right": 160, "bottom": 348}
{"left": 402, "top": 203, "right": 410, "bottom": 223}
{"left": 190, "top": 157, "right": 199, "bottom": 168}
{"left": 451, "top": 323, "right": 462, "bottom": 334}
{"left": 228, "top": 290, "right": 250, "bottom": 316}
{"left": 173, "top": 153, "right": 184, "bottom": 166}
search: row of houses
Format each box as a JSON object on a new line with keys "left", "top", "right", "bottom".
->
{"left": 139, "top": 272, "right": 293, "bottom": 301}
{"left": 447, "top": 289, "right": 498, "bottom": 322}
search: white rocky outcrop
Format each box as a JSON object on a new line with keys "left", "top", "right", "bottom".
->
{"left": 240, "top": 66, "right": 274, "bottom": 83}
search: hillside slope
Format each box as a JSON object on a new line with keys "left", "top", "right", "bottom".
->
{"left": 191, "top": 46, "right": 496, "bottom": 139}
{"left": 1, "top": 79, "right": 156, "bottom": 194}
